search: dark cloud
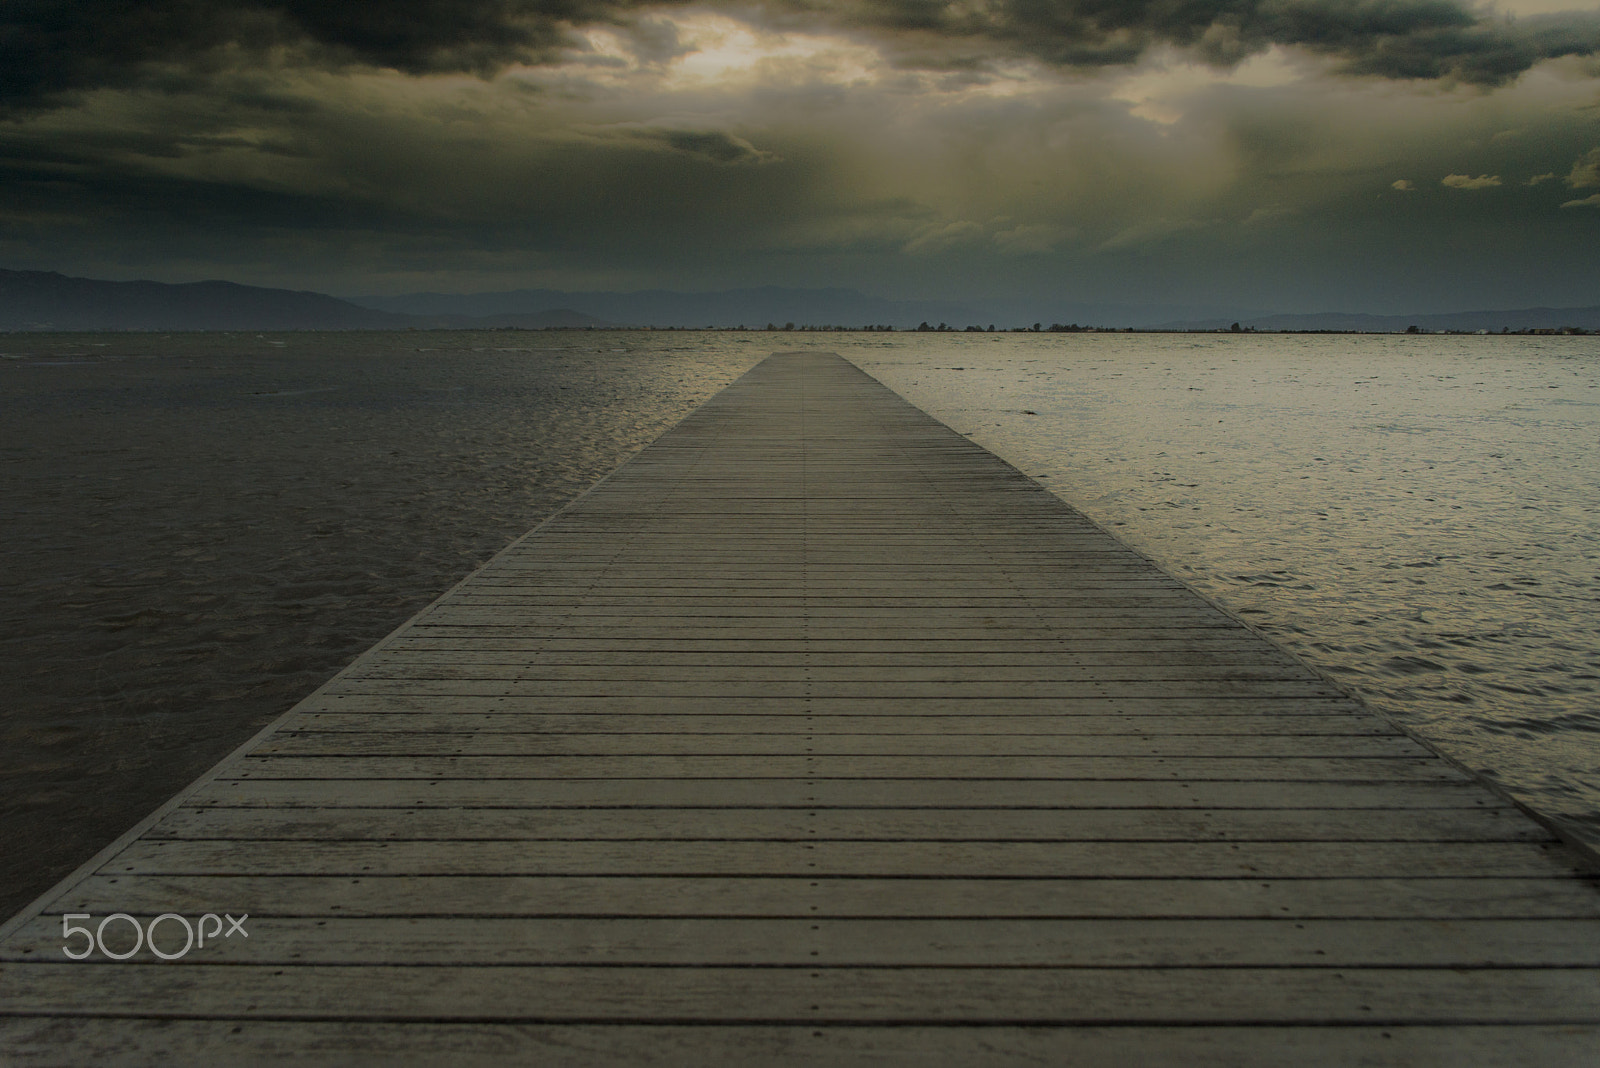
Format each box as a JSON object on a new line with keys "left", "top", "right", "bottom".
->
{"left": 813, "top": 0, "right": 1600, "bottom": 86}
{"left": 3, "top": 0, "right": 1598, "bottom": 118}
{"left": 638, "top": 129, "right": 778, "bottom": 164}
{"left": 0, "top": 1, "right": 672, "bottom": 110}
{"left": 274, "top": 0, "right": 601, "bottom": 72}
{"left": 620, "top": 15, "right": 697, "bottom": 64}
{"left": 0, "top": 2, "right": 266, "bottom": 106}
{"left": 1328, "top": 11, "right": 1600, "bottom": 83}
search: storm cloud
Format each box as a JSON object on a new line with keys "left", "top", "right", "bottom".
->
{"left": 622, "top": 127, "right": 778, "bottom": 164}
{"left": 4, "top": 0, "right": 1598, "bottom": 117}
{"left": 0, "top": 0, "right": 674, "bottom": 109}
{"left": 1, "top": 0, "right": 1598, "bottom": 313}
{"left": 809, "top": 0, "right": 1600, "bottom": 85}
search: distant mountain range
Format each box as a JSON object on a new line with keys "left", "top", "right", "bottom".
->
{"left": 0, "top": 270, "right": 611, "bottom": 331}
{"left": 3, "top": 267, "right": 1596, "bottom": 333}
{"left": 350, "top": 286, "right": 996, "bottom": 330}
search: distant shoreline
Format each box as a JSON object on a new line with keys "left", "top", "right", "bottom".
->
{"left": 5, "top": 269, "right": 1598, "bottom": 335}
{"left": 3, "top": 324, "right": 1594, "bottom": 336}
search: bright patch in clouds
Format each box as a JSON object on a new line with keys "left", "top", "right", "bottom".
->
{"left": 571, "top": 16, "right": 883, "bottom": 91}
{"left": 1567, "top": 148, "right": 1600, "bottom": 188}
{"left": 675, "top": 19, "right": 868, "bottom": 85}
{"left": 1110, "top": 48, "right": 1303, "bottom": 124}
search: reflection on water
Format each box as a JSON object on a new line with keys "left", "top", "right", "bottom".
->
{"left": 841, "top": 331, "right": 1600, "bottom": 850}
{"left": 2, "top": 329, "right": 1597, "bottom": 920}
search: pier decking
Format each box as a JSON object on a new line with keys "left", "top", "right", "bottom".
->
{"left": 2, "top": 351, "right": 1597, "bottom": 1063}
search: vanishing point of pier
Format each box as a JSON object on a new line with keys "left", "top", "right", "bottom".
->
{"left": 1, "top": 352, "right": 1597, "bottom": 1063}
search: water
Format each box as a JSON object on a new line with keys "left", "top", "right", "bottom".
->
{"left": 2, "top": 330, "right": 1596, "bottom": 918}
{"left": 837, "top": 331, "right": 1600, "bottom": 848}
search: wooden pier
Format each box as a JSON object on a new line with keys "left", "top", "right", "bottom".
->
{"left": 2, "top": 351, "right": 1597, "bottom": 1063}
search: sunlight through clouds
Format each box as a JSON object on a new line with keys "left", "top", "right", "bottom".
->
{"left": 1109, "top": 47, "right": 1305, "bottom": 125}
{"left": 0, "top": 0, "right": 1597, "bottom": 309}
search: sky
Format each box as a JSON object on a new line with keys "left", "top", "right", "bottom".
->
{"left": 2, "top": 0, "right": 1599, "bottom": 315}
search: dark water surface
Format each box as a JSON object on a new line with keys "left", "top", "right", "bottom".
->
{"left": 0, "top": 332, "right": 761, "bottom": 918}
{"left": 3, "top": 330, "right": 1598, "bottom": 920}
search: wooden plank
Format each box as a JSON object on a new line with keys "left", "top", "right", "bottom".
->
{"left": 295, "top": 693, "right": 1372, "bottom": 715}
{"left": 387, "top": 637, "right": 1291, "bottom": 652}
{"left": 222, "top": 754, "right": 1469, "bottom": 780}
{"left": 1, "top": 1021, "right": 1594, "bottom": 1068}
{"left": 99, "top": 839, "right": 1581, "bottom": 878}
{"left": 247, "top": 732, "right": 1428, "bottom": 757}
{"left": 329, "top": 679, "right": 1347, "bottom": 698}
{"left": 278, "top": 712, "right": 1393, "bottom": 735}
{"left": 342, "top": 664, "right": 1320, "bottom": 683}
{"left": 358, "top": 648, "right": 1307, "bottom": 667}
{"left": 399, "top": 627, "right": 1258, "bottom": 642}
{"left": 399, "top": 627, "right": 1266, "bottom": 643}
{"left": 2, "top": 965, "right": 1596, "bottom": 1024}
{"left": 189, "top": 777, "right": 1498, "bottom": 810}
{"left": 416, "top": 608, "right": 1233, "bottom": 624}
{"left": 43, "top": 874, "right": 1600, "bottom": 920}
{"left": 145, "top": 805, "right": 1550, "bottom": 843}
{"left": 382, "top": 641, "right": 1282, "bottom": 656}
{"left": 9, "top": 916, "right": 1599, "bottom": 967}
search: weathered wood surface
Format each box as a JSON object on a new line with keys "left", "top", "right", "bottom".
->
{"left": 2, "top": 351, "right": 1597, "bottom": 1065}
